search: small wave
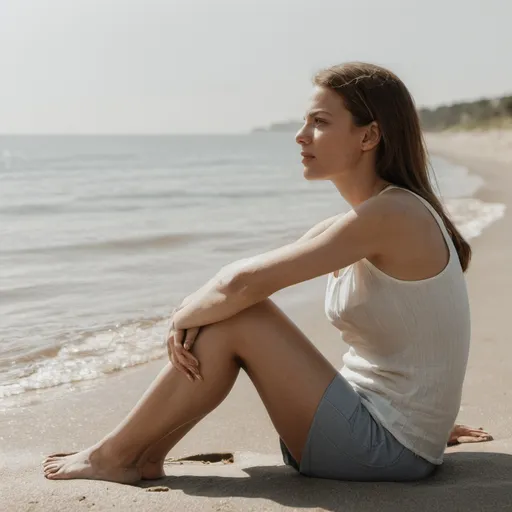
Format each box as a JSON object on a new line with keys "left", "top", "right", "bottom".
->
{"left": 0, "top": 203, "right": 71, "bottom": 216}
{"left": 2, "top": 231, "right": 234, "bottom": 257}
{"left": 0, "top": 149, "right": 29, "bottom": 170}
{"left": 0, "top": 150, "right": 138, "bottom": 172}
{"left": 446, "top": 198, "right": 506, "bottom": 240}
{"left": 44, "top": 153, "right": 137, "bottom": 163}
{"left": 0, "top": 344, "right": 62, "bottom": 367}
{"left": 179, "top": 157, "right": 253, "bottom": 169}
{"left": 22, "top": 153, "right": 139, "bottom": 168}
{"left": 0, "top": 316, "right": 171, "bottom": 399}
{"left": 89, "top": 185, "right": 322, "bottom": 201}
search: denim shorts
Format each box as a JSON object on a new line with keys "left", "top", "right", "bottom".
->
{"left": 280, "top": 373, "right": 437, "bottom": 481}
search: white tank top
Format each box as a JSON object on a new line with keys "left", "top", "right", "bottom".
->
{"left": 324, "top": 185, "right": 470, "bottom": 464}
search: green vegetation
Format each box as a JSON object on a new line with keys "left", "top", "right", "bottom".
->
{"left": 251, "top": 94, "right": 512, "bottom": 133}
{"left": 419, "top": 95, "right": 512, "bottom": 132}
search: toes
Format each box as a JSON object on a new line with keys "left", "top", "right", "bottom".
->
{"left": 43, "top": 452, "right": 78, "bottom": 467}
{"left": 44, "top": 464, "right": 61, "bottom": 474}
{"left": 48, "top": 469, "right": 70, "bottom": 480}
{"left": 44, "top": 458, "right": 63, "bottom": 467}
{"left": 50, "top": 452, "right": 76, "bottom": 458}
{"left": 43, "top": 456, "right": 62, "bottom": 465}
{"left": 44, "top": 452, "right": 77, "bottom": 462}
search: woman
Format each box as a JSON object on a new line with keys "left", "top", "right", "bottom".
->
{"left": 43, "top": 62, "right": 492, "bottom": 483}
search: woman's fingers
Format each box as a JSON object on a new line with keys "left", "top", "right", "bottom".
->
{"left": 171, "top": 329, "right": 202, "bottom": 381}
{"left": 167, "top": 308, "right": 178, "bottom": 337}
{"left": 167, "top": 331, "right": 194, "bottom": 381}
{"left": 170, "top": 348, "right": 195, "bottom": 382}
{"left": 183, "top": 327, "right": 201, "bottom": 351}
{"left": 174, "top": 326, "right": 184, "bottom": 345}
{"left": 170, "top": 352, "right": 195, "bottom": 382}
{"left": 166, "top": 308, "right": 202, "bottom": 381}
{"left": 173, "top": 327, "right": 199, "bottom": 364}
{"left": 181, "top": 327, "right": 202, "bottom": 380}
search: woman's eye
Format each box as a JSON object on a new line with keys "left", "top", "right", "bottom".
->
{"left": 314, "top": 118, "right": 326, "bottom": 125}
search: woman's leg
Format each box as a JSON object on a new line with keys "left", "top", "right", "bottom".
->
{"left": 137, "top": 418, "right": 202, "bottom": 479}
{"left": 43, "top": 299, "right": 337, "bottom": 482}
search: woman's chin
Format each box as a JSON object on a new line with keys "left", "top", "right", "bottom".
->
{"left": 302, "top": 158, "right": 319, "bottom": 172}
{"left": 303, "top": 166, "right": 319, "bottom": 180}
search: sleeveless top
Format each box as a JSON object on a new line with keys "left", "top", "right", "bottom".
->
{"left": 324, "top": 185, "right": 470, "bottom": 464}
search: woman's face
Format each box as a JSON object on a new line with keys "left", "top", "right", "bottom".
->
{"left": 296, "top": 86, "right": 367, "bottom": 181}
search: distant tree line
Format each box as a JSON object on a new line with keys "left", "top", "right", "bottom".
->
{"left": 418, "top": 94, "right": 512, "bottom": 131}
{"left": 252, "top": 94, "right": 512, "bottom": 133}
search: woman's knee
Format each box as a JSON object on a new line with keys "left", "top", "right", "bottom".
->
{"left": 233, "top": 298, "right": 275, "bottom": 321}
{"left": 213, "top": 299, "right": 275, "bottom": 330}
{"left": 189, "top": 299, "right": 274, "bottom": 356}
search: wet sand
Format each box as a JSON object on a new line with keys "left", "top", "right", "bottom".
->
{"left": 2, "top": 131, "right": 512, "bottom": 511}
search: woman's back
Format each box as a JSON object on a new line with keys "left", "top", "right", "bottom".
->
{"left": 325, "top": 186, "right": 471, "bottom": 464}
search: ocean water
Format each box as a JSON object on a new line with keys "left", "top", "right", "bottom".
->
{"left": 0, "top": 135, "right": 506, "bottom": 405}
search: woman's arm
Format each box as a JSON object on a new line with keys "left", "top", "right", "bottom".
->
{"left": 295, "top": 214, "right": 341, "bottom": 243}
{"left": 173, "top": 196, "right": 401, "bottom": 330}
{"left": 172, "top": 260, "right": 257, "bottom": 330}
{"left": 172, "top": 215, "right": 341, "bottom": 329}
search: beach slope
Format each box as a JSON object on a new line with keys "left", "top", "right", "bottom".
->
{"left": 2, "top": 131, "right": 512, "bottom": 511}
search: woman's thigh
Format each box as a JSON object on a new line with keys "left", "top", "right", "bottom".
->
{"left": 213, "top": 298, "right": 338, "bottom": 465}
{"left": 206, "top": 299, "right": 436, "bottom": 482}
{"left": 279, "top": 373, "right": 437, "bottom": 481}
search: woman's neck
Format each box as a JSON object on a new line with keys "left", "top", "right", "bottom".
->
{"left": 332, "top": 175, "right": 391, "bottom": 208}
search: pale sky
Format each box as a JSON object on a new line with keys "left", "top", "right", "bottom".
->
{"left": 1, "top": 0, "right": 511, "bottom": 134}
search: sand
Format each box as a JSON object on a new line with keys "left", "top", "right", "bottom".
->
{"left": 2, "top": 130, "right": 512, "bottom": 511}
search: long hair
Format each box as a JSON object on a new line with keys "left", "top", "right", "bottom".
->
{"left": 313, "top": 62, "right": 471, "bottom": 271}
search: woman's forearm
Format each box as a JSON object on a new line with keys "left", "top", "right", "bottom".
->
{"left": 172, "top": 259, "right": 263, "bottom": 330}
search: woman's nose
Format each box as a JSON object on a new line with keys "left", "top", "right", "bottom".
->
{"left": 295, "top": 124, "right": 311, "bottom": 145}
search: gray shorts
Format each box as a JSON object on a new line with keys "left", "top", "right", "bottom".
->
{"left": 280, "top": 373, "right": 437, "bottom": 481}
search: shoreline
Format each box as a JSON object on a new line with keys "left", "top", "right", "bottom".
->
{"left": 426, "top": 132, "right": 512, "bottom": 441}
{"left": 3, "top": 132, "right": 512, "bottom": 510}
{"left": 0, "top": 145, "right": 503, "bottom": 402}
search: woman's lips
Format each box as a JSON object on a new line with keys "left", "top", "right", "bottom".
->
{"left": 301, "top": 152, "right": 315, "bottom": 162}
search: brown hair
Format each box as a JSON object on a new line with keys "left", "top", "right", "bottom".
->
{"left": 313, "top": 62, "right": 471, "bottom": 272}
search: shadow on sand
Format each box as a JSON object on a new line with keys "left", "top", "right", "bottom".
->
{"left": 138, "top": 451, "right": 512, "bottom": 511}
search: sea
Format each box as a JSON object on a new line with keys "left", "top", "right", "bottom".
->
{"left": 0, "top": 134, "right": 506, "bottom": 408}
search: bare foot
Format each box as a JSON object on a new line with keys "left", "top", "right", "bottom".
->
{"left": 139, "top": 460, "right": 166, "bottom": 480}
{"left": 448, "top": 424, "right": 494, "bottom": 446}
{"left": 43, "top": 445, "right": 140, "bottom": 483}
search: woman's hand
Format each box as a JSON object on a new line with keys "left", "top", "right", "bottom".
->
{"left": 167, "top": 309, "right": 203, "bottom": 382}
{"left": 182, "top": 326, "right": 201, "bottom": 351}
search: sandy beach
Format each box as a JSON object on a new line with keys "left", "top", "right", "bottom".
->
{"left": 2, "top": 131, "right": 512, "bottom": 511}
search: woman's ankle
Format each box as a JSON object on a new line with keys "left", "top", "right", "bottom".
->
{"left": 94, "top": 437, "right": 141, "bottom": 467}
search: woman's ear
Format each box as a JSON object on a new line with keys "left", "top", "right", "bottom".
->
{"left": 361, "top": 121, "right": 381, "bottom": 151}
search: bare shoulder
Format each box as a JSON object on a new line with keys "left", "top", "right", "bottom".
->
{"left": 349, "top": 188, "right": 415, "bottom": 231}
{"left": 348, "top": 188, "right": 443, "bottom": 255}
{"left": 373, "top": 188, "right": 440, "bottom": 229}
{"left": 358, "top": 188, "right": 435, "bottom": 225}
{"left": 362, "top": 188, "right": 449, "bottom": 280}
